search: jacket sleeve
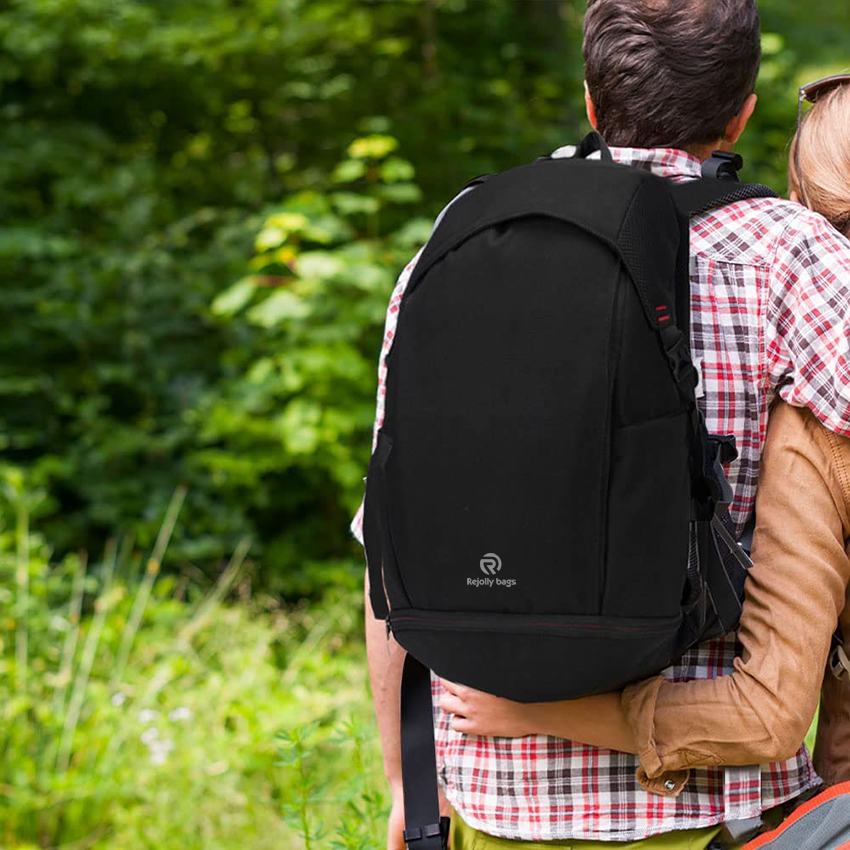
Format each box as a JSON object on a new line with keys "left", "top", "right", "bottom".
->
{"left": 813, "top": 428, "right": 850, "bottom": 786}
{"left": 622, "top": 402, "right": 850, "bottom": 783}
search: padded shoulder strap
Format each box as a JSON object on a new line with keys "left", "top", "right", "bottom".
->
{"left": 671, "top": 179, "right": 778, "bottom": 219}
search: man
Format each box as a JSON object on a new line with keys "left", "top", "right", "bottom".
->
{"left": 352, "top": 0, "right": 850, "bottom": 845}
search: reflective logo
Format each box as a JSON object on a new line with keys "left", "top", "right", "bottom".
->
{"left": 479, "top": 553, "right": 502, "bottom": 575}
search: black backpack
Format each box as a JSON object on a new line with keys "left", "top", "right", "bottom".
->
{"left": 362, "top": 133, "right": 776, "bottom": 850}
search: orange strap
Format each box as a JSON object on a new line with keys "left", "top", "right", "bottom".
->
{"left": 744, "top": 781, "right": 850, "bottom": 849}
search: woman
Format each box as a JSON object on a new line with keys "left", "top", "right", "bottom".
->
{"left": 439, "top": 77, "right": 850, "bottom": 844}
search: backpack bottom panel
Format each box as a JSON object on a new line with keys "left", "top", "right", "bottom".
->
{"left": 387, "top": 607, "right": 683, "bottom": 702}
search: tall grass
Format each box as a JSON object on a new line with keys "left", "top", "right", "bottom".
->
{"left": 0, "top": 471, "right": 386, "bottom": 849}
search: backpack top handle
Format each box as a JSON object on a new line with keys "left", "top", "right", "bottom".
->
{"left": 573, "top": 130, "right": 614, "bottom": 163}
{"left": 701, "top": 150, "right": 744, "bottom": 181}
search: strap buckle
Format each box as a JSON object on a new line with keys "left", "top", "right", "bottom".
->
{"left": 705, "top": 435, "right": 737, "bottom": 514}
{"left": 404, "top": 817, "right": 450, "bottom": 850}
{"left": 719, "top": 814, "right": 764, "bottom": 844}
{"left": 829, "top": 643, "right": 850, "bottom": 681}
{"left": 660, "top": 326, "right": 698, "bottom": 391}
{"left": 709, "top": 433, "right": 739, "bottom": 465}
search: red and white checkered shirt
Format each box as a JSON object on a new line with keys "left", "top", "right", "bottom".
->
{"left": 353, "top": 146, "right": 850, "bottom": 841}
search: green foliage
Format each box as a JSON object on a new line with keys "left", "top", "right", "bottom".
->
{"left": 196, "top": 136, "right": 431, "bottom": 595}
{"left": 0, "top": 7, "right": 845, "bottom": 846}
{"left": 279, "top": 716, "right": 388, "bottom": 850}
{"left": 739, "top": 3, "right": 850, "bottom": 192}
{"left": 0, "top": 482, "right": 383, "bottom": 848}
{"left": 2, "top": 0, "right": 848, "bottom": 594}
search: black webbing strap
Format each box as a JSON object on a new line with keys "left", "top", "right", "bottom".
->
{"left": 671, "top": 179, "right": 777, "bottom": 219}
{"left": 712, "top": 512, "right": 754, "bottom": 575}
{"left": 667, "top": 160, "right": 773, "bottom": 634}
{"left": 700, "top": 516, "right": 745, "bottom": 634}
{"left": 673, "top": 149, "right": 777, "bottom": 218}
{"left": 693, "top": 431, "right": 750, "bottom": 634}
{"left": 401, "top": 654, "right": 449, "bottom": 850}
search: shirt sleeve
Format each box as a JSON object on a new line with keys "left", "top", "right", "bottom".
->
{"left": 350, "top": 248, "right": 423, "bottom": 545}
{"left": 767, "top": 208, "right": 850, "bottom": 437}
{"left": 622, "top": 403, "right": 850, "bottom": 783}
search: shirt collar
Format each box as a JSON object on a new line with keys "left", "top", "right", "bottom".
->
{"left": 551, "top": 144, "right": 703, "bottom": 181}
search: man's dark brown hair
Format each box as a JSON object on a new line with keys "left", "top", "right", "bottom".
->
{"left": 583, "top": 0, "right": 762, "bottom": 150}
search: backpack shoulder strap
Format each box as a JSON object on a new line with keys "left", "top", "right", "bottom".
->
{"left": 671, "top": 178, "right": 778, "bottom": 219}
{"left": 672, "top": 150, "right": 777, "bottom": 217}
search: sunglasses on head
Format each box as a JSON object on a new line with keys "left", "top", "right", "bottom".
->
{"left": 797, "top": 73, "right": 850, "bottom": 129}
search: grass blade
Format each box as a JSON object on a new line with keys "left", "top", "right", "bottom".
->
{"left": 56, "top": 540, "right": 118, "bottom": 774}
{"left": 14, "top": 498, "right": 29, "bottom": 693}
{"left": 111, "top": 487, "right": 186, "bottom": 685}
{"left": 178, "top": 536, "right": 251, "bottom": 644}
{"left": 52, "top": 552, "right": 89, "bottom": 716}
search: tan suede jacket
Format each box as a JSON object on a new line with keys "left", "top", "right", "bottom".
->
{"left": 622, "top": 402, "right": 850, "bottom": 796}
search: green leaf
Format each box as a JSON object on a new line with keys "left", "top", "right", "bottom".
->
{"left": 246, "top": 291, "right": 310, "bottom": 327}
{"left": 761, "top": 33, "right": 785, "bottom": 55}
{"left": 342, "top": 262, "right": 393, "bottom": 291}
{"left": 279, "top": 399, "right": 322, "bottom": 454}
{"left": 255, "top": 226, "right": 287, "bottom": 252}
{"left": 330, "top": 193, "right": 381, "bottom": 216}
{"left": 380, "top": 157, "right": 415, "bottom": 183}
{"left": 392, "top": 218, "right": 433, "bottom": 248}
{"left": 332, "top": 159, "right": 367, "bottom": 183}
{"left": 297, "top": 251, "right": 345, "bottom": 280}
{"left": 376, "top": 183, "right": 422, "bottom": 204}
{"left": 347, "top": 135, "right": 399, "bottom": 160}
{"left": 211, "top": 277, "right": 258, "bottom": 316}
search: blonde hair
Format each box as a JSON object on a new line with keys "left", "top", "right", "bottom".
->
{"left": 789, "top": 82, "right": 850, "bottom": 238}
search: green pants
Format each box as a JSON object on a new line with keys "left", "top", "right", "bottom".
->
{"left": 449, "top": 812, "right": 723, "bottom": 850}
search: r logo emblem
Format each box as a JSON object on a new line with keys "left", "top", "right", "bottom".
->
{"left": 479, "top": 553, "right": 502, "bottom": 575}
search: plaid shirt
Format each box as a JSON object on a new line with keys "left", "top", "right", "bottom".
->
{"left": 353, "top": 146, "right": 850, "bottom": 841}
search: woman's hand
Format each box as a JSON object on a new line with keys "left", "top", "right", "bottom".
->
{"left": 439, "top": 682, "right": 638, "bottom": 752}
{"left": 439, "top": 680, "right": 540, "bottom": 738}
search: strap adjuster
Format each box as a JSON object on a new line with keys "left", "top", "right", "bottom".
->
{"left": 404, "top": 817, "right": 450, "bottom": 848}
{"left": 661, "top": 326, "right": 698, "bottom": 390}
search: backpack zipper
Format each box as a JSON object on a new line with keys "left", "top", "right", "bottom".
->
{"left": 386, "top": 608, "right": 680, "bottom": 640}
